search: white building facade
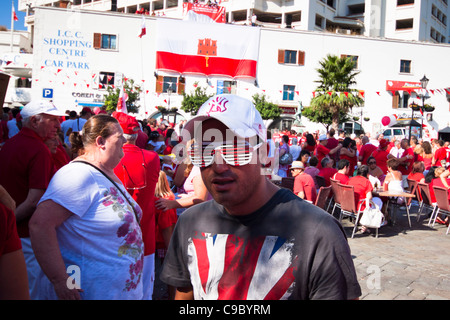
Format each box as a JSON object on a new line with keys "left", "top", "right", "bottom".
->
{"left": 18, "top": 0, "right": 450, "bottom": 43}
{"left": 18, "top": 6, "right": 448, "bottom": 135}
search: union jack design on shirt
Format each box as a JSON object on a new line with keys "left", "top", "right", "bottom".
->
{"left": 187, "top": 232, "right": 298, "bottom": 300}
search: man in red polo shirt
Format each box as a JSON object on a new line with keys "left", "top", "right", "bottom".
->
{"left": 113, "top": 112, "right": 160, "bottom": 300}
{"left": 358, "top": 136, "right": 377, "bottom": 165}
{"left": 291, "top": 161, "right": 317, "bottom": 203}
{"left": 0, "top": 100, "right": 65, "bottom": 299}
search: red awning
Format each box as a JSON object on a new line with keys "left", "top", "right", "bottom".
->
{"left": 386, "top": 80, "right": 421, "bottom": 92}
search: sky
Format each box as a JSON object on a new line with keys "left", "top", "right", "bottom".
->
{"left": 0, "top": 1, "right": 27, "bottom": 31}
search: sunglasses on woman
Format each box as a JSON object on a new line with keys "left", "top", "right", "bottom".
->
{"left": 188, "top": 140, "right": 263, "bottom": 168}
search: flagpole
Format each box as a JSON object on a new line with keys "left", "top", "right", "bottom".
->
{"left": 10, "top": 0, "right": 14, "bottom": 52}
{"left": 140, "top": 16, "right": 146, "bottom": 117}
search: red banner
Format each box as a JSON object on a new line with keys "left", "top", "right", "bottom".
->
{"left": 183, "top": 3, "right": 226, "bottom": 23}
{"left": 386, "top": 80, "right": 421, "bottom": 92}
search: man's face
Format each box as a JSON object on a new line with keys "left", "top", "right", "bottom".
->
{"left": 33, "top": 114, "right": 61, "bottom": 140}
{"left": 291, "top": 168, "right": 301, "bottom": 177}
{"left": 197, "top": 119, "right": 265, "bottom": 214}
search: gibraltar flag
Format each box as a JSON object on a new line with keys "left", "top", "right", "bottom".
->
{"left": 117, "top": 85, "right": 128, "bottom": 113}
{"left": 12, "top": 3, "right": 18, "bottom": 21}
{"left": 156, "top": 19, "right": 260, "bottom": 79}
{"left": 139, "top": 15, "right": 146, "bottom": 38}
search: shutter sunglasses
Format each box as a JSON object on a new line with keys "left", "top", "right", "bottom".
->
{"left": 188, "top": 140, "right": 263, "bottom": 168}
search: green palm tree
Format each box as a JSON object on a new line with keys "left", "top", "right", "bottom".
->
{"left": 310, "top": 54, "right": 364, "bottom": 130}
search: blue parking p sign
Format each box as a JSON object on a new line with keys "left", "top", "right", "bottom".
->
{"left": 43, "top": 88, "right": 53, "bottom": 98}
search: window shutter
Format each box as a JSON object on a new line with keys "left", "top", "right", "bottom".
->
{"left": 298, "top": 51, "right": 305, "bottom": 66}
{"left": 155, "top": 75, "right": 163, "bottom": 93}
{"left": 392, "top": 92, "right": 399, "bottom": 109}
{"left": 278, "top": 49, "right": 285, "bottom": 63}
{"left": 177, "top": 76, "right": 185, "bottom": 95}
{"left": 93, "top": 33, "right": 102, "bottom": 49}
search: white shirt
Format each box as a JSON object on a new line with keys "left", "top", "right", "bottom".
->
{"left": 37, "top": 162, "right": 144, "bottom": 300}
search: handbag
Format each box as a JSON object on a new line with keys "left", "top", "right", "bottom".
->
{"left": 359, "top": 200, "right": 384, "bottom": 228}
{"left": 279, "top": 152, "right": 293, "bottom": 165}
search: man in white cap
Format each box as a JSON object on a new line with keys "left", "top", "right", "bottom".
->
{"left": 161, "top": 94, "right": 361, "bottom": 300}
{"left": 0, "top": 100, "right": 65, "bottom": 299}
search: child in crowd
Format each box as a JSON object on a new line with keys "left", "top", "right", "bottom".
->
{"left": 153, "top": 170, "right": 178, "bottom": 299}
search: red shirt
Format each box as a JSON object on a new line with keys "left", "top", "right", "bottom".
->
{"left": 347, "top": 176, "right": 373, "bottom": 210}
{"left": 293, "top": 173, "right": 317, "bottom": 203}
{"left": 332, "top": 172, "right": 349, "bottom": 185}
{"left": 407, "top": 172, "right": 425, "bottom": 183}
{"left": 318, "top": 167, "right": 338, "bottom": 187}
{"left": 399, "top": 148, "right": 414, "bottom": 175}
{"left": 114, "top": 144, "right": 160, "bottom": 256}
{"left": 315, "top": 144, "right": 330, "bottom": 169}
{"left": 0, "top": 127, "right": 54, "bottom": 238}
{"left": 154, "top": 194, "right": 178, "bottom": 250}
{"left": 359, "top": 143, "right": 377, "bottom": 165}
{"left": 0, "top": 204, "right": 21, "bottom": 257}
{"left": 429, "top": 177, "right": 450, "bottom": 203}
{"left": 371, "top": 149, "right": 390, "bottom": 174}
{"left": 434, "top": 147, "right": 447, "bottom": 166}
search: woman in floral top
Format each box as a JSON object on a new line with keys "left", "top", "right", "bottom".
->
{"left": 30, "top": 114, "right": 144, "bottom": 300}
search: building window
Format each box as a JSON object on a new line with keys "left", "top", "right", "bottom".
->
{"left": 392, "top": 92, "right": 410, "bottom": 109}
{"left": 15, "top": 77, "right": 32, "bottom": 88}
{"left": 396, "top": 18, "right": 413, "bottom": 30}
{"left": 397, "top": 0, "right": 414, "bottom": 6}
{"left": 315, "top": 15, "right": 324, "bottom": 28}
{"left": 99, "top": 72, "right": 115, "bottom": 86}
{"left": 278, "top": 50, "right": 305, "bottom": 65}
{"left": 93, "top": 33, "right": 117, "bottom": 50}
{"left": 283, "top": 85, "right": 295, "bottom": 101}
{"left": 155, "top": 75, "right": 185, "bottom": 94}
{"left": 400, "top": 60, "right": 411, "bottom": 73}
{"left": 341, "top": 54, "right": 359, "bottom": 69}
{"left": 217, "top": 80, "right": 237, "bottom": 94}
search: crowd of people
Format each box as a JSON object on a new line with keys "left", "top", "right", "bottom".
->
{"left": 0, "top": 101, "right": 209, "bottom": 300}
{"left": 273, "top": 127, "right": 450, "bottom": 232}
{"left": 0, "top": 95, "right": 449, "bottom": 300}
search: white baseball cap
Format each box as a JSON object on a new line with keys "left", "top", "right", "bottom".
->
{"left": 183, "top": 94, "right": 267, "bottom": 143}
{"left": 318, "top": 134, "right": 328, "bottom": 141}
{"left": 20, "top": 100, "right": 66, "bottom": 119}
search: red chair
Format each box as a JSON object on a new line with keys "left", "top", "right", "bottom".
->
{"left": 416, "top": 182, "right": 437, "bottom": 225}
{"left": 337, "top": 183, "right": 366, "bottom": 238}
{"left": 315, "top": 185, "right": 332, "bottom": 210}
{"left": 431, "top": 186, "right": 450, "bottom": 235}
{"left": 329, "top": 179, "right": 342, "bottom": 216}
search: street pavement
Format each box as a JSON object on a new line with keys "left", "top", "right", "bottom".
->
{"left": 342, "top": 204, "right": 450, "bottom": 300}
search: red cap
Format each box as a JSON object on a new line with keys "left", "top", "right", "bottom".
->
{"left": 379, "top": 139, "right": 388, "bottom": 149}
{"left": 82, "top": 107, "right": 94, "bottom": 115}
{"left": 112, "top": 112, "right": 140, "bottom": 134}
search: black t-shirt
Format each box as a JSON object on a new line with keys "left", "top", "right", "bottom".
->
{"left": 160, "top": 188, "right": 361, "bottom": 300}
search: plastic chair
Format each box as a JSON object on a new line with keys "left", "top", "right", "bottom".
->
{"left": 315, "top": 185, "right": 332, "bottom": 210}
{"left": 329, "top": 179, "right": 342, "bottom": 216}
{"left": 431, "top": 186, "right": 450, "bottom": 235}
{"left": 315, "top": 175, "right": 327, "bottom": 189}
{"left": 338, "top": 183, "right": 366, "bottom": 238}
{"left": 405, "top": 178, "right": 418, "bottom": 212}
{"left": 281, "top": 177, "right": 294, "bottom": 192}
{"left": 416, "top": 182, "right": 437, "bottom": 224}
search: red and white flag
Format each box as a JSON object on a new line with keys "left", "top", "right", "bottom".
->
{"left": 117, "top": 85, "right": 128, "bottom": 113}
{"left": 139, "top": 16, "right": 146, "bottom": 38}
{"left": 156, "top": 19, "right": 260, "bottom": 79}
{"left": 12, "top": 2, "right": 18, "bottom": 21}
